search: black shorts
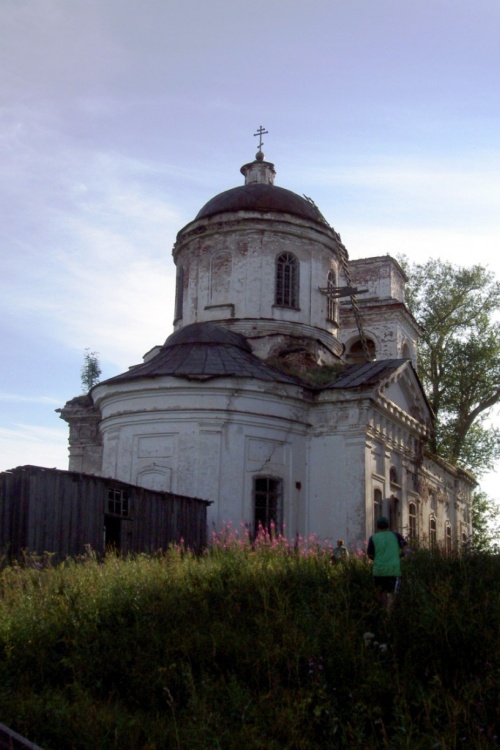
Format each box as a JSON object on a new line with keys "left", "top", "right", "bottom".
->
{"left": 373, "top": 576, "right": 399, "bottom": 594}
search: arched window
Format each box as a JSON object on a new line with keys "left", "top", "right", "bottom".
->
{"left": 408, "top": 502, "right": 417, "bottom": 540}
{"left": 275, "top": 252, "right": 299, "bottom": 308}
{"left": 174, "top": 266, "right": 184, "bottom": 322}
{"left": 346, "top": 338, "right": 376, "bottom": 363}
{"left": 254, "top": 476, "right": 283, "bottom": 535}
{"left": 374, "top": 488, "right": 382, "bottom": 532}
{"left": 326, "top": 270, "right": 337, "bottom": 322}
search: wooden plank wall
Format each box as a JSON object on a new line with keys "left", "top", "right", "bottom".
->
{"left": 0, "top": 466, "right": 209, "bottom": 560}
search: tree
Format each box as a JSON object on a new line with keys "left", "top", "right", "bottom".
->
{"left": 81, "top": 349, "right": 102, "bottom": 392}
{"left": 400, "top": 257, "right": 500, "bottom": 476}
{"left": 471, "top": 490, "right": 500, "bottom": 552}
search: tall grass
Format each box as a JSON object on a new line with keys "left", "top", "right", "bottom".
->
{"left": 0, "top": 530, "right": 499, "bottom": 749}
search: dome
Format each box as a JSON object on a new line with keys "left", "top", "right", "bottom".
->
{"left": 97, "top": 323, "right": 299, "bottom": 385}
{"left": 165, "top": 322, "right": 251, "bottom": 351}
{"left": 195, "top": 183, "right": 327, "bottom": 225}
{"left": 191, "top": 152, "right": 328, "bottom": 227}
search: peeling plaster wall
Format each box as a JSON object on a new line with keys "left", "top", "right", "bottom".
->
{"left": 339, "top": 256, "right": 420, "bottom": 363}
{"left": 346, "top": 255, "right": 407, "bottom": 302}
{"left": 93, "top": 378, "right": 310, "bottom": 532}
{"left": 63, "top": 369, "right": 475, "bottom": 549}
{"left": 306, "top": 431, "right": 369, "bottom": 544}
{"left": 57, "top": 396, "right": 103, "bottom": 475}
{"left": 418, "top": 456, "right": 473, "bottom": 546}
{"left": 173, "top": 212, "right": 342, "bottom": 356}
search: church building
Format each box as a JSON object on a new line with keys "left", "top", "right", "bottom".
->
{"left": 59, "top": 140, "right": 474, "bottom": 549}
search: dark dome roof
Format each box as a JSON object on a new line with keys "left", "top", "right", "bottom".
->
{"left": 165, "top": 322, "right": 251, "bottom": 351}
{"left": 195, "top": 184, "right": 327, "bottom": 225}
{"left": 99, "top": 323, "right": 299, "bottom": 386}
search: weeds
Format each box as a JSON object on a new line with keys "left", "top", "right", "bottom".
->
{"left": 0, "top": 531, "right": 499, "bottom": 749}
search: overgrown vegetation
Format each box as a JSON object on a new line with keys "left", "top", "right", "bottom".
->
{"left": 399, "top": 257, "right": 500, "bottom": 548}
{"left": 81, "top": 348, "right": 102, "bottom": 392}
{"left": 400, "top": 257, "right": 500, "bottom": 475}
{"left": 0, "top": 529, "right": 499, "bottom": 749}
{"left": 266, "top": 355, "right": 344, "bottom": 386}
{"left": 472, "top": 490, "right": 500, "bottom": 552}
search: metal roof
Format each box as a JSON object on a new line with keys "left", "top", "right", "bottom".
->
{"left": 327, "top": 359, "right": 408, "bottom": 389}
{"left": 100, "top": 323, "right": 300, "bottom": 386}
{"left": 97, "top": 324, "right": 412, "bottom": 393}
{"left": 194, "top": 184, "right": 327, "bottom": 225}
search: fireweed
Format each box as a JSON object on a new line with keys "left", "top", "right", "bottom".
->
{"left": 0, "top": 541, "right": 498, "bottom": 749}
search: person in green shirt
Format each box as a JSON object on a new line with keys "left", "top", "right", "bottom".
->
{"left": 367, "top": 516, "right": 407, "bottom": 611}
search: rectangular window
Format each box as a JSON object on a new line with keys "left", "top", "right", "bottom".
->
{"left": 445, "top": 523, "right": 452, "bottom": 553}
{"left": 429, "top": 517, "right": 437, "bottom": 548}
{"left": 408, "top": 502, "right": 417, "bottom": 541}
{"left": 107, "top": 488, "right": 130, "bottom": 518}
{"left": 174, "top": 267, "right": 184, "bottom": 323}
{"left": 326, "top": 270, "right": 337, "bottom": 322}
{"left": 254, "top": 476, "right": 283, "bottom": 534}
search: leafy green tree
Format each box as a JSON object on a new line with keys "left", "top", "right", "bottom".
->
{"left": 471, "top": 490, "right": 500, "bottom": 552}
{"left": 81, "top": 349, "right": 102, "bottom": 392}
{"left": 401, "top": 257, "right": 500, "bottom": 475}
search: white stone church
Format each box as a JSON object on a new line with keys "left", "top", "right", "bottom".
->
{"left": 59, "top": 145, "right": 474, "bottom": 548}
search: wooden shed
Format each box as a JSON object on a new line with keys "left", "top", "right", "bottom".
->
{"left": 0, "top": 465, "right": 210, "bottom": 560}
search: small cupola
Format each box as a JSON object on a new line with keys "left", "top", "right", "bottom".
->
{"left": 240, "top": 150, "right": 276, "bottom": 185}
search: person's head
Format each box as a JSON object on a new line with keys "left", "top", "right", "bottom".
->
{"left": 336, "top": 539, "right": 344, "bottom": 547}
{"left": 376, "top": 516, "right": 389, "bottom": 530}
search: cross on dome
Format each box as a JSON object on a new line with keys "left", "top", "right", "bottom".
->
{"left": 253, "top": 125, "right": 268, "bottom": 159}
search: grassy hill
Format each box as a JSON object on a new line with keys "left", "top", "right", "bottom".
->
{"left": 0, "top": 528, "right": 499, "bottom": 749}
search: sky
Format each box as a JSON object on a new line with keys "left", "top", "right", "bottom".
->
{"left": 1, "top": 0, "right": 500, "bottom": 505}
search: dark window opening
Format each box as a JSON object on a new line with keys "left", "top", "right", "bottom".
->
{"left": 390, "top": 466, "right": 399, "bottom": 485}
{"left": 326, "top": 270, "right": 337, "bottom": 322}
{"left": 104, "top": 515, "right": 122, "bottom": 550}
{"left": 174, "top": 267, "right": 184, "bottom": 322}
{"left": 105, "top": 488, "right": 130, "bottom": 552}
{"left": 445, "top": 522, "right": 452, "bottom": 553}
{"left": 346, "top": 338, "right": 376, "bottom": 364}
{"left": 409, "top": 502, "right": 417, "bottom": 541}
{"left": 275, "top": 252, "right": 299, "bottom": 308}
{"left": 254, "top": 476, "right": 283, "bottom": 535}
{"left": 429, "top": 517, "right": 437, "bottom": 548}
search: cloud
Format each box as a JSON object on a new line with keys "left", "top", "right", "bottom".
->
{"left": 0, "top": 424, "right": 68, "bottom": 473}
{"left": 342, "top": 226, "right": 500, "bottom": 271}
{"left": 0, "top": 138, "right": 182, "bottom": 369}
{"left": 0, "top": 394, "right": 61, "bottom": 406}
{"left": 303, "top": 156, "right": 500, "bottom": 226}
